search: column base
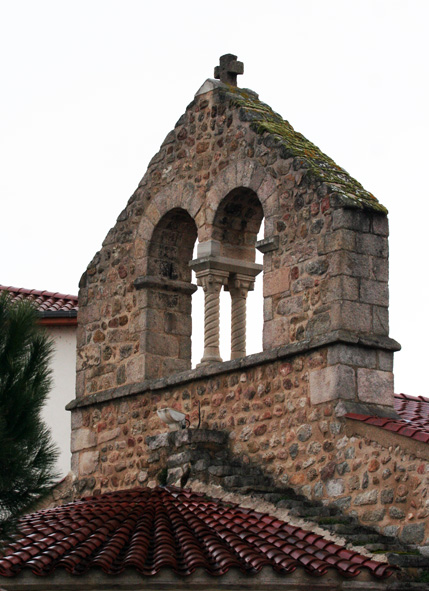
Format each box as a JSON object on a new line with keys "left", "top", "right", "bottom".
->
{"left": 198, "top": 354, "right": 223, "bottom": 366}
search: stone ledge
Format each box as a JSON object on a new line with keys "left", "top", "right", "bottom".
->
{"left": 256, "top": 235, "right": 279, "bottom": 253}
{"left": 146, "top": 429, "right": 228, "bottom": 451}
{"left": 66, "top": 330, "right": 401, "bottom": 410}
{"left": 335, "top": 400, "right": 399, "bottom": 419}
{"left": 134, "top": 276, "right": 198, "bottom": 295}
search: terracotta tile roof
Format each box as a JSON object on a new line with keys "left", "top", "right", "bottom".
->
{"left": 0, "top": 285, "right": 78, "bottom": 317}
{"left": 0, "top": 487, "right": 395, "bottom": 580}
{"left": 346, "top": 393, "right": 429, "bottom": 444}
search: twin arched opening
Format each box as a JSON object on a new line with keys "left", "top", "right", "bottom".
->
{"left": 139, "top": 188, "right": 265, "bottom": 379}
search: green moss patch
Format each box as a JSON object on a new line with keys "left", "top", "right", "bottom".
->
{"left": 222, "top": 86, "right": 387, "bottom": 214}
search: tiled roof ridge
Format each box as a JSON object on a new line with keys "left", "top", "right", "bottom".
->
{"left": 0, "top": 284, "right": 78, "bottom": 316}
{"left": 0, "top": 486, "right": 396, "bottom": 581}
{"left": 0, "top": 285, "right": 78, "bottom": 303}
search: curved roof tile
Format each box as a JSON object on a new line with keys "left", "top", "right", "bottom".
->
{"left": 0, "top": 285, "right": 78, "bottom": 316}
{"left": 0, "top": 487, "right": 395, "bottom": 581}
{"left": 346, "top": 393, "right": 429, "bottom": 444}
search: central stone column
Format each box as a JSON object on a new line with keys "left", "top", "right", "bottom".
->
{"left": 196, "top": 269, "right": 229, "bottom": 364}
{"left": 228, "top": 274, "right": 255, "bottom": 360}
{"left": 190, "top": 240, "right": 263, "bottom": 366}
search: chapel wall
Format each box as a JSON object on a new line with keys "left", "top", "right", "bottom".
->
{"left": 69, "top": 350, "right": 429, "bottom": 546}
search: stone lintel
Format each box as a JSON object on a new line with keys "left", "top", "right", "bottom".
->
{"left": 256, "top": 235, "right": 279, "bottom": 253}
{"left": 134, "top": 276, "right": 198, "bottom": 295}
{"left": 67, "top": 329, "right": 400, "bottom": 411}
{"left": 189, "top": 255, "right": 262, "bottom": 278}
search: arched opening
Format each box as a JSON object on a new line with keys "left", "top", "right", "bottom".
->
{"left": 190, "top": 188, "right": 264, "bottom": 365}
{"left": 140, "top": 208, "right": 198, "bottom": 379}
{"left": 212, "top": 187, "right": 264, "bottom": 263}
{"left": 148, "top": 208, "right": 197, "bottom": 282}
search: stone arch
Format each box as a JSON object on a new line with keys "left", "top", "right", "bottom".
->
{"left": 212, "top": 187, "right": 264, "bottom": 262}
{"left": 135, "top": 183, "right": 204, "bottom": 276}
{"left": 203, "top": 159, "right": 278, "bottom": 241}
{"left": 135, "top": 208, "right": 198, "bottom": 380}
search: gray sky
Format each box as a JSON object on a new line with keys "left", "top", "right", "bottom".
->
{"left": 1, "top": 0, "right": 428, "bottom": 395}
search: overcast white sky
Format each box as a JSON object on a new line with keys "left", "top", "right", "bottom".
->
{"left": 1, "top": 0, "right": 428, "bottom": 397}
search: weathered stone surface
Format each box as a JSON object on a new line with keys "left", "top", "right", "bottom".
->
{"left": 79, "top": 451, "right": 99, "bottom": 476}
{"left": 67, "top": 74, "right": 429, "bottom": 548}
{"left": 297, "top": 424, "right": 312, "bottom": 442}
{"left": 354, "top": 490, "right": 378, "bottom": 505}
{"left": 309, "top": 364, "right": 356, "bottom": 404}
{"left": 357, "top": 368, "right": 394, "bottom": 406}
{"left": 325, "top": 478, "right": 345, "bottom": 497}
{"left": 98, "top": 428, "right": 121, "bottom": 445}
{"left": 71, "top": 429, "right": 97, "bottom": 452}
{"left": 389, "top": 506, "right": 405, "bottom": 520}
{"left": 400, "top": 523, "right": 425, "bottom": 544}
{"left": 380, "top": 488, "right": 394, "bottom": 504}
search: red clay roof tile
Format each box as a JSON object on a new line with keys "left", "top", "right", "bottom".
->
{"left": 0, "top": 487, "right": 395, "bottom": 581}
{"left": 0, "top": 285, "right": 78, "bottom": 316}
{"left": 346, "top": 393, "right": 429, "bottom": 444}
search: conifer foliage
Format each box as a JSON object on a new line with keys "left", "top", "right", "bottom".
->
{"left": 0, "top": 292, "right": 58, "bottom": 541}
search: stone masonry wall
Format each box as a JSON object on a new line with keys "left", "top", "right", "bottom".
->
{"left": 69, "top": 348, "right": 429, "bottom": 547}
{"left": 76, "top": 84, "right": 391, "bottom": 396}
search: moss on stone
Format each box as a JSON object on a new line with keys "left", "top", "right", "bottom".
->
{"left": 222, "top": 86, "right": 387, "bottom": 214}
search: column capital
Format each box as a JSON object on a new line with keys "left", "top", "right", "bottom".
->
{"left": 227, "top": 273, "right": 256, "bottom": 296}
{"left": 195, "top": 268, "right": 229, "bottom": 292}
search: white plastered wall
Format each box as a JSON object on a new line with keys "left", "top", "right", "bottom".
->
{"left": 41, "top": 325, "right": 76, "bottom": 477}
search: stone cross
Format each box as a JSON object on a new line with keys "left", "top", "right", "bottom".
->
{"left": 214, "top": 54, "right": 244, "bottom": 86}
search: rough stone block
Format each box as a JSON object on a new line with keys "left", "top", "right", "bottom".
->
{"left": 354, "top": 489, "right": 378, "bottom": 505}
{"left": 326, "top": 479, "right": 345, "bottom": 497}
{"left": 360, "top": 279, "right": 388, "bottom": 306}
{"left": 372, "top": 214, "right": 389, "bottom": 236}
{"left": 71, "top": 429, "right": 97, "bottom": 452}
{"left": 146, "top": 432, "right": 170, "bottom": 450}
{"left": 378, "top": 351, "right": 393, "bottom": 371}
{"left": 356, "top": 233, "right": 388, "bottom": 258}
{"left": 327, "top": 344, "right": 377, "bottom": 369}
{"left": 373, "top": 305, "right": 389, "bottom": 335}
{"left": 98, "top": 427, "right": 121, "bottom": 445}
{"left": 263, "top": 317, "right": 290, "bottom": 349}
{"left": 400, "top": 523, "right": 425, "bottom": 545}
{"left": 321, "top": 276, "right": 359, "bottom": 304}
{"left": 263, "top": 296, "right": 273, "bottom": 321}
{"left": 71, "top": 410, "right": 83, "bottom": 431}
{"left": 309, "top": 364, "right": 356, "bottom": 405}
{"left": 263, "top": 267, "right": 290, "bottom": 297}
{"left": 276, "top": 295, "right": 302, "bottom": 317}
{"left": 331, "top": 301, "right": 372, "bottom": 333}
{"left": 318, "top": 229, "right": 356, "bottom": 255}
{"left": 330, "top": 251, "right": 370, "bottom": 279}
{"left": 79, "top": 451, "right": 99, "bottom": 476}
{"left": 332, "top": 209, "right": 370, "bottom": 233}
{"left": 357, "top": 368, "right": 394, "bottom": 406}
{"left": 371, "top": 256, "right": 389, "bottom": 282}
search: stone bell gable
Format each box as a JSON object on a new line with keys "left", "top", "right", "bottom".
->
{"left": 76, "top": 55, "right": 398, "bottom": 416}
{"left": 66, "top": 57, "right": 429, "bottom": 549}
